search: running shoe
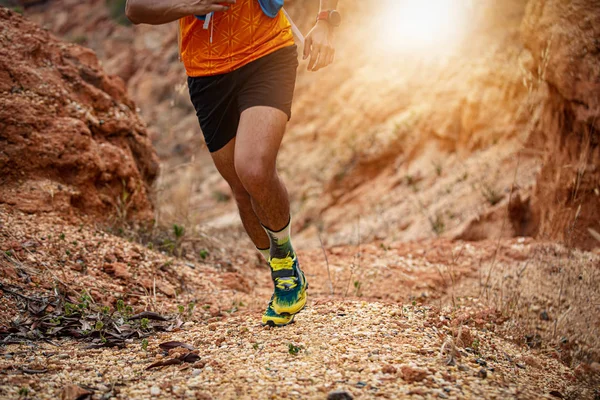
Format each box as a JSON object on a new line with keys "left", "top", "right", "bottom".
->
{"left": 269, "top": 254, "right": 308, "bottom": 315}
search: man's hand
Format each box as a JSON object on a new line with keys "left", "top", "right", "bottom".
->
{"left": 126, "top": 0, "right": 236, "bottom": 25}
{"left": 303, "top": 20, "right": 335, "bottom": 72}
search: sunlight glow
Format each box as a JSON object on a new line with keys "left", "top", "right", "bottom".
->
{"left": 375, "top": 0, "right": 469, "bottom": 53}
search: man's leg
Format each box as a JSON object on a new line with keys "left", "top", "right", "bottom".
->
{"left": 233, "top": 106, "right": 290, "bottom": 233}
{"left": 234, "top": 106, "right": 307, "bottom": 316}
{"left": 210, "top": 137, "right": 271, "bottom": 252}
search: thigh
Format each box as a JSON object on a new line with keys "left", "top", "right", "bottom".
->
{"left": 235, "top": 106, "right": 288, "bottom": 170}
{"left": 210, "top": 136, "right": 246, "bottom": 194}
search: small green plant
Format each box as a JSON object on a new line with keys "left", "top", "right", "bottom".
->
{"left": 353, "top": 280, "right": 362, "bottom": 297}
{"left": 141, "top": 338, "right": 149, "bottom": 351}
{"left": 481, "top": 184, "right": 503, "bottom": 206}
{"left": 212, "top": 190, "right": 231, "bottom": 202}
{"left": 59, "top": 233, "right": 65, "bottom": 240}
{"left": 95, "top": 321, "right": 104, "bottom": 331}
{"left": 116, "top": 299, "right": 125, "bottom": 313}
{"left": 173, "top": 224, "right": 185, "bottom": 240}
{"left": 472, "top": 339, "right": 480, "bottom": 352}
{"left": 288, "top": 343, "right": 302, "bottom": 355}
{"left": 188, "top": 302, "right": 195, "bottom": 315}
{"left": 18, "top": 386, "right": 29, "bottom": 396}
{"left": 433, "top": 161, "right": 443, "bottom": 177}
{"left": 65, "top": 249, "right": 71, "bottom": 256}
{"left": 199, "top": 249, "right": 209, "bottom": 260}
{"left": 431, "top": 213, "right": 445, "bottom": 236}
{"left": 140, "top": 318, "right": 149, "bottom": 329}
{"left": 64, "top": 302, "right": 77, "bottom": 316}
{"left": 102, "top": 306, "right": 110, "bottom": 315}
{"left": 71, "top": 35, "right": 88, "bottom": 44}
{"left": 177, "top": 305, "right": 185, "bottom": 314}
{"left": 105, "top": 0, "right": 132, "bottom": 26}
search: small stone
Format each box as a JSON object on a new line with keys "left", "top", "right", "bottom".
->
{"left": 475, "top": 358, "right": 487, "bottom": 367}
{"left": 150, "top": 386, "right": 160, "bottom": 396}
{"left": 540, "top": 310, "right": 550, "bottom": 321}
{"left": 477, "top": 368, "right": 487, "bottom": 379}
{"left": 327, "top": 390, "right": 354, "bottom": 400}
{"left": 400, "top": 364, "right": 429, "bottom": 383}
{"left": 191, "top": 369, "right": 202, "bottom": 377}
{"left": 382, "top": 364, "right": 397, "bottom": 374}
{"left": 456, "top": 326, "right": 473, "bottom": 348}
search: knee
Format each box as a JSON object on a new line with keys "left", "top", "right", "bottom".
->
{"left": 235, "top": 157, "right": 275, "bottom": 191}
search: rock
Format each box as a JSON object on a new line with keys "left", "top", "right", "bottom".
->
{"left": 456, "top": 326, "right": 473, "bottom": 348}
{"left": 103, "top": 262, "right": 131, "bottom": 279}
{"left": 522, "top": 0, "right": 600, "bottom": 250}
{"left": 60, "top": 384, "right": 91, "bottom": 400}
{"left": 150, "top": 385, "right": 160, "bottom": 396}
{"left": 400, "top": 364, "right": 429, "bottom": 383}
{"left": 327, "top": 390, "right": 354, "bottom": 400}
{"left": 381, "top": 364, "right": 397, "bottom": 374}
{"left": 477, "top": 368, "right": 487, "bottom": 379}
{"left": 0, "top": 8, "right": 158, "bottom": 222}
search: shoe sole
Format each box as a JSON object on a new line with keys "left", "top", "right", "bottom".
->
{"left": 261, "top": 313, "right": 295, "bottom": 327}
{"left": 272, "top": 289, "right": 307, "bottom": 315}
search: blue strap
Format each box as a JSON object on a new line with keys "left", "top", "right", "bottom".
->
{"left": 257, "top": 0, "right": 284, "bottom": 18}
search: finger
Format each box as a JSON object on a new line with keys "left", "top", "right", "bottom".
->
{"left": 314, "top": 46, "right": 331, "bottom": 71}
{"left": 307, "top": 44, "right": 321, "bottom": 71}
{"left": 303, "top": 36, "right": 312, "bottom": 60}
{"left": 207, "top": 4, "right": 230, "bottom": 12}
{"left": 328, "top": 48, "right": 335, "bottom": 66}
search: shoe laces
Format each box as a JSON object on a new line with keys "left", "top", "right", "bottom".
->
{"left": 270, "top": 255, "right": 298, "bottom": 290}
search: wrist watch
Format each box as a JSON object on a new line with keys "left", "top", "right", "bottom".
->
{"left": 317, "top": 10, "right": 341, "bottom": 27}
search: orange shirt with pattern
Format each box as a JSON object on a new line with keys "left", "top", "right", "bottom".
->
{"left": 179, "top": 0, "right": 295, "bottom": 77}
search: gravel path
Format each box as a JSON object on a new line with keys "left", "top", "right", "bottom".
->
{"left": 0, "top": 300, "right": 587, "bottom": 399}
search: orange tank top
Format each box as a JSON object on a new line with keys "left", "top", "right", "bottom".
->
{"left": 179, "top": 0, "right": 295, "bottom": 77}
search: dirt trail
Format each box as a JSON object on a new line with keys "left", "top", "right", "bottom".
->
{"left": 2, "top": 206, "right": 599, "bottom": 399}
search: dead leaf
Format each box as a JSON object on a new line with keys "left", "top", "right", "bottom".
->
{"left": 146, "top": 358, "right": 182, "bottom": 370}
{"left": 22, "top": 367, "right": 48, "bottom": 374}
{"left": 130, "top": 311, "right": 168, "bottom": 321}
{"left": 159, "top": 341, "right": 195, "bottom": 351}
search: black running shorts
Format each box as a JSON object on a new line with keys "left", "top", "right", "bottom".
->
{"left": 187, "top": 45, "right": 299, "bottom": 153}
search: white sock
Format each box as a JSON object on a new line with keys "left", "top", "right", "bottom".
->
{"left": 257, "top": 247, "right": 270, "bottom": 261}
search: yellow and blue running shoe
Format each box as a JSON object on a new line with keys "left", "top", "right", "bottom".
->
{"left": 269, "top": 254, "right": 308, "bottom": 315}
{"left": 262, "top": 296, "right": 295, "bottom": 327}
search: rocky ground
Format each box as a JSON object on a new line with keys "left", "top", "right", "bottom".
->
{"left": 1, "top": 206, "right": 599, "bottom": 399}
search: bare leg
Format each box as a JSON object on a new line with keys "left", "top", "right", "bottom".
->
{"left": 210, "top": 137, "right": 270, "bottom": 249}
{"left": 234, "top": 106, "right": 290, "bottom": 231}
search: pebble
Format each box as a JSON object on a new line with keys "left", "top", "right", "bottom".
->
{"left": 327, "top": 390, "right": 354, "bottom": 400}
{"left": 150, "top": 386, "right": 160, "bottom": 396}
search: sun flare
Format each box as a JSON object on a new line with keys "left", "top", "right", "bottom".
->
{"left": 375, "top": 0, "right": 469, "bottom": 53}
